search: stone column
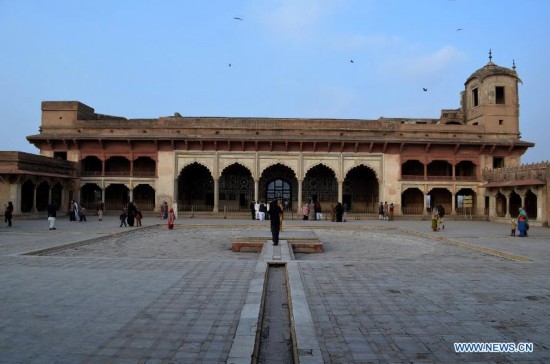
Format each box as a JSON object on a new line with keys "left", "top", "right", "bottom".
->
{"left": 297, "top": 179, "right": 303, "bottom": 214}
{"left": 338, "top": 179, "right": 343, "bottom": 204}
{"left": 129, "top": 188, "right": 134, "bottom": 203}
{"left": 488, "top": 192, "right": 498, "bottom": 219}
{"left": 505, "top": 192, "right": 511, "bottom": 218}
{"left": 451, "top": 192, "right": 456, "bottom": 215}
{"left": 32, "top": 185, "right": 38, "bottom": 213}
{"left": 101, "top": 188, "right": 106, "bottom": 204}
{"left": 213, "top": 178, "right": 219, "bottom": 213}
{"left": 254, "top": 179, "right": 259, "bottom": 203}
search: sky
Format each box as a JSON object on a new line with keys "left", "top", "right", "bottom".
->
{"left": 1, "top": 0, "right": 549, "bottom": 163}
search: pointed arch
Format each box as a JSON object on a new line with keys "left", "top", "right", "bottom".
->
{"left": 178, "top": 162, "right": 214, "bottom": 209}
{"left": 219, "top": 163, "right": 254, "bottom": 209}
{"left": 303, "top": 164, "right": 338, "bottom": 204}
{"left": 343, "top": 165, "right": 379, "bottom": 213}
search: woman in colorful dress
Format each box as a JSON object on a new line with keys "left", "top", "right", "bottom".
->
{"left": 517, "top": 207, "right": 529, "bottom": 237}
{"left": 167, "top": 208, "right": 175, "bottom": 230}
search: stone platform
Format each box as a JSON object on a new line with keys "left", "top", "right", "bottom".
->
{"left": 232, "top": 230, "right": 323, "bottom": 253}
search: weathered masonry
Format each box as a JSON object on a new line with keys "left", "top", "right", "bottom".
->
{"left": 15, "top": 57, "right": 547, "bottom": 225}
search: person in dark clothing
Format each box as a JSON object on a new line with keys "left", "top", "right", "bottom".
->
{"left": 4, "top": 201, "right": 14, "bottom": 227}
{"left": 127, "top": 202, "right": 137, "bottom": 226}
{"left": 47, "top": 201, "right": 58, "bottom": 230}
{"left": 249, "top": 201, "right": 256, "bottom": 220}
{"left": 335, "top": 202, "right": 344, "bottom": 222}
{"left": 269, "top": 199, "right": 282, "bottom": 245}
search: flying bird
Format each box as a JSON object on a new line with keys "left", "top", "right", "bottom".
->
{"left": 350, "top": 59, "right": 354, "bottom": 63}
{"left": 456, "top": 28, "right": 463, "bottom": 31}
{"left": 423, "top": 88, "right": 428, "bottom": 92}
{"left": 229, "top": 63, "right": 231, "bottom": 67}
{"left": 234, "top": 17, "right": 243, "bottom": 21}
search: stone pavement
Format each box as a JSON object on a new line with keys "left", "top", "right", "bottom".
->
{"left": 0, "top": 215, "right": 549, "bottom": 363}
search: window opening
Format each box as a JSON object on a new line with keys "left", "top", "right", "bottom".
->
{"left": 495, "top": 86, "right": 505, "bottom": 104}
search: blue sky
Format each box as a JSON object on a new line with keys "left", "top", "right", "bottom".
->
{"left": 1, "top": 0, "right": 549, "bottom": 163}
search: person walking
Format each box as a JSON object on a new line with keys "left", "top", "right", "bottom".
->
{"left": 79, "top": 205, "right": 87, "bottom": 222}
{"left": 308, "top": 200, "right": 315, "bottom": 221}
{"left": 250, "top": 200, "right": 256, "bottom": 220}
{"left": 269, "top": 199, "right": 282, "bottom": 245}
{"left": 119, "top": 208, "right": 127, "bottom": 227}
{"left": 167, "top": 208, "right": 175, "bottom": 230}
{"left": 378, "top": 202, "right": 384, "bottom": 220}
{"left": 431, "top": 207, "right": 439, "bottom": 232}
{"left": 135, "top": 209, "right": 143, "bottom": 227}
{"left": 517, "top": 207, "right": 529, "bottom": 237}
{"left": 314, "top": 201, "right": 322, "bottom": 221}
{"left": 4, "top": 201, "right": 14, "bottom": 227}
{"left": 335, "top": 202, "right": 344, "bottom": 222}
{"left": 389, "top": 203, "right": 394, "bottom": 221}
{"left": 47, "top": 201, "right": 58, "bottom": 230}
{"left": 96, "top": 200, "right": 104, "bottom": 221}
{"left": 302, "top": 204, "right": 309, "bottom": 220}
{"left": 258, "top": 201, "right": 266, "bottom": 221}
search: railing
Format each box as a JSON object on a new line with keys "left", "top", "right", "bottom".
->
{"left": 104, "top": 171, "right": 131, "bottom": 177}
{"left": 401, "top": 175, "right": 425, "bottom": 181}
{"left": 133, "top": 171, "right": 156, "bottom": 177}
{"left": 81, "top": 170, "right": 103, "bottom": 177}
{"left": 401, "top": 206, "right": 425, "bottom": 215}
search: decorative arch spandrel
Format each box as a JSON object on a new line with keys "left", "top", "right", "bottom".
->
{"left": 259, "top": 158, "right": 298, "bottom": 178}
{"left": 177, "top": 158, "right": 214, "bottom": 179}
{"left": 302, "top": 160, "right": 339, "bottom": 180}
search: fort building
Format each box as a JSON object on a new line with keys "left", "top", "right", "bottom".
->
{"left": 2, "top": 57, "right": 547, "bottom": 225}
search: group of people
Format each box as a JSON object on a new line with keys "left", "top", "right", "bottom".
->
{"left": 378, "top": 202, "right": 395, "bottom": 221}
{"left": 249, "top": 200, "right": 282, "bottom": 221}
{"left": 430, "top": 204, "right": 446, "bottom": 232}
{"left": 301, "top": 200, "right": 324, "bottom": 221}
{"left": 119, "top": 202, "right": 143, "bottom": 227}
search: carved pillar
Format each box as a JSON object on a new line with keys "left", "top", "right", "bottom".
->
{"left": 451, "top": 192, "right": 456, "bottom": 215}
{"left": 488, "top": 191, "right": 498, "bottom": 218}
{"left": 213, "top": 178, "right": 219, "bottom": 213}
{"left": 505, "top": 191, "right": 512, "bottom": 218}
{"left": 129, "top": 188, "right": 134, "bottom": 203}
{"left": 423, "top": 185, "right": 429, "bottom": 216}
{"left": 254, "top": 179, "right": 259, "bottom": 203}
{"left": 338, "top": 179, "right": 343, "bottom": 204}
{"left": 32, "top": 184, "right": 38, "bottom": 213}
{"left": 297, "top": 179, "right": 303, "bottom": 214}
{"left": 101, "top": 188, "right": 105, "bottom": 204}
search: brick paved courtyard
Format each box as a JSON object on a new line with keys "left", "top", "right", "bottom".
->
{"left": 0, "top": 216, "right": 548, "bottom": 363}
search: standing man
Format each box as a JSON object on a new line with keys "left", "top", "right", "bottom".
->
{"left": 96, "top": 200, "right": 104, "bottom": 221}
{"left": 249, "top": 200, "right": 256, "bottom": 220}
{"left": 269, "top": 199, "right": 282, "bottom": 246}
{"left": 47, "top": 201, "right": 58, "bottom": 230}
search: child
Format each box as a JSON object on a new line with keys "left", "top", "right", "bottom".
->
{"left": 510, "top": 219, "right": 517, "bottom": 237}
{"left": 79, "top": 205, "right": 87, "bottom": 222}
{"left": 135, "top": 209, "right": 142, "bottom": 227}
{"left": 119, "top": 208, "right": 127, "bottom": 227}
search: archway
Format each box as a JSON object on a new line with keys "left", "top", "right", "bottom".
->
{"left": 401, "top": 160, "right": 424, "bottom": 179}
{"left": 343, "top": 165, "right": 379, "bottom": 213}
{"left": 178, "top": 163, "right": 214, "bottom": 210}
{"left": 525, "top": 190, "right": 537, "bottom": 219}
{"left": 105, "top": 156, "right": 130, "bottom": 176}
{"left": 81, "top": 183, "right": 102, "bottom": 210}
{"left": 219, "top": 163, "right": 253, "bottom": 210}
{"left": 36, "top": 181, "right": 50, "bottom": 212}
{"left": 51, "top": 183, "right": 63, "bottom": 207}
{"left": 427, "top": 188, "right": 452, "bottom": 213}
{"left": 21, "top": 180, "right": 35, "bottom": 213}
{"left": 509, "top": 191, "right": 521, "bottom": 217}
{"left": 259, "top": 163, "right": 297, "bottom": 210}
{"left": 302, "top": 164, "right": 338, "bottom": 205}
{"left": 496, "top": 192, "right": 506, "bottom": 217}
{"left": 427, "top": 160, "right": 452, "bottom": 178}
{"left": 81, "top": 156, "right": 102, "bottom": 176}
{"left": 455, "top": 161, "right": 476, "bottom": 180}
{"left": 401, "top": 188, "right": 424, "bottom": 215}
{"left": 105, "top": 184, "right": 129, "bottom": 211}
{"left": 133, "top": 184, "right": 155, "bottom": 211}
{"left": 134, "top": 156, "right": 156, "bottom": 177}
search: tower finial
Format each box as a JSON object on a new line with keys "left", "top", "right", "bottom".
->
{"left": 512, "top": 59, "right": 516, "bottom": 70}
{"left": 489, "top": 49, "right": 492, "bottom": 62}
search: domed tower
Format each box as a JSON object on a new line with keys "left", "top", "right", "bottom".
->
{"left": 462, "top": 51, "right": 521, "bottom": 140}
